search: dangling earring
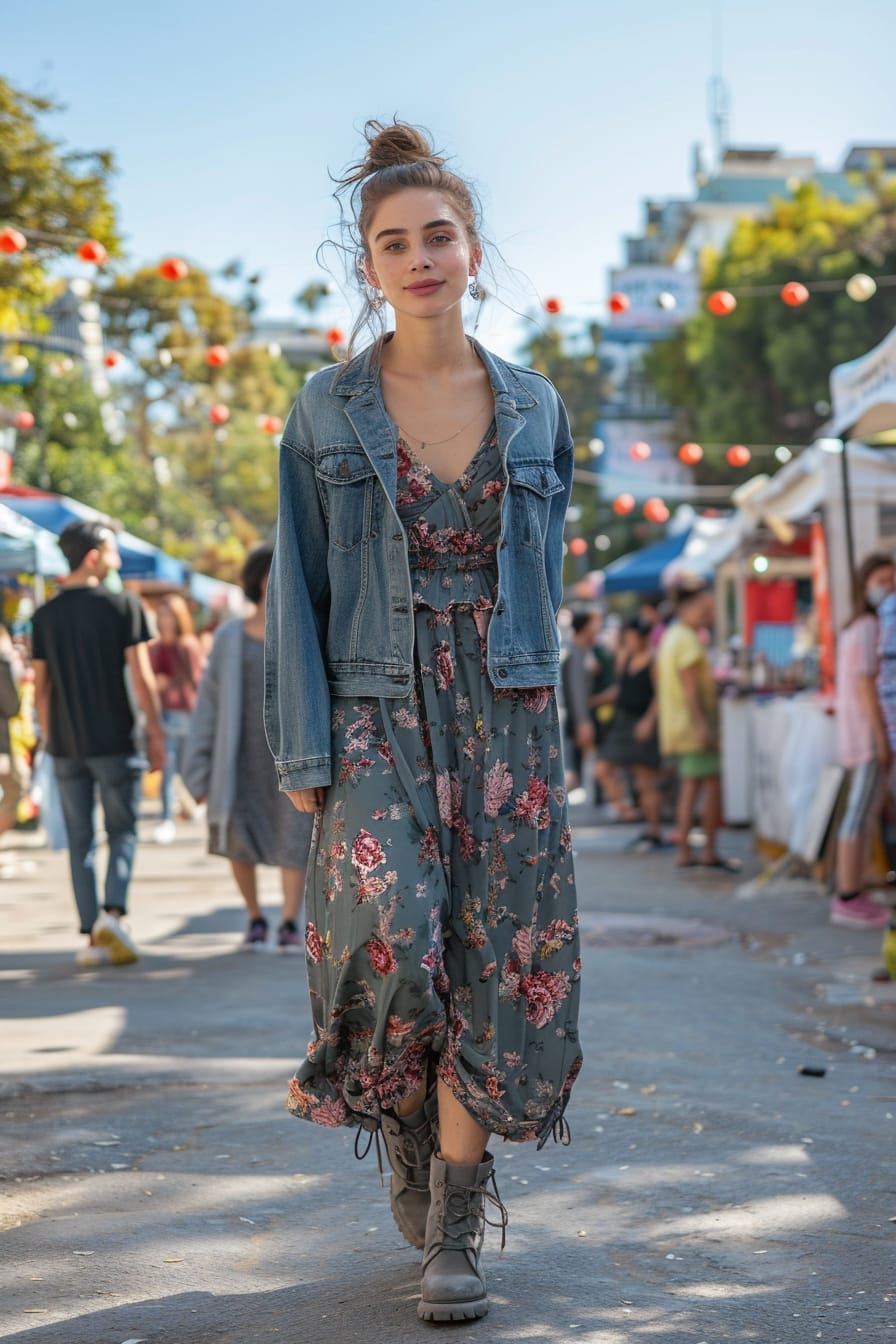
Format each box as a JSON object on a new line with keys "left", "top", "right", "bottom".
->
{"left": 371, "top": 290, "right": 385, "bottom": 312}
{"left": 468, "top": 275, "right": 483, "bottom": 301}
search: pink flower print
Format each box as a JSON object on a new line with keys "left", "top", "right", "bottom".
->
{"left": 479, "top": 960, "right": 497, "bottom": 982}
{"left": 512, "top": 774, "right": 551, "bottom": 829}
{"left": 366, "top": 937, "right": 398, "bottom": 977}
{"left": 521, "top": 686, "right": 551, "bottom": 714}
{"left": 305, "top": 921, "right": 326, "bottom": 964}
{"left": 385, "top": 1013, "right": 414, "bottom": 1046}
{"left": 434, "top": 641, "right": 455, "bottom": 691}
{"left": 481, "top": 478, "right": 504, "bottom": 500}
{"left": 311, "top": 1094, "right": 349, "bottom": 1127}
{"left": 456, "top": 815, "right": 478, "bottom": 862}
{"left": 512, "top": 925, "right": 534, "bottom": 965}
{"left": 435, "top": 769, "right": 461, "bottom": 828}
{"left": 519, "top": 969, "right": 572, "bottom": 1028}
{"left": 356, "top": 874, "right": 388, "bottom": 901}
{"left": 418, "top": 825, "right": 442, "bottom": 865}
{"left": 351, "top": 829, "right": 386, "bottom": 874}
{"left": 483, "top": 759, "right": 514, "bottom": 818}
{"left": 485, "top": 1075, "right": 504, "bottom": 1101}
{"left": 396, "top": 439, "right": 413, "bottom": 477}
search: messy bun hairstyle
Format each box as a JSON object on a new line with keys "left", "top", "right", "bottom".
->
{"left": 332, "top": 120, "right": 484, "bottom": 358}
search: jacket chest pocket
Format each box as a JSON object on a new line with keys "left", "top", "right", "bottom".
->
{"left": 507, "top": 463, "right": 564, "bottom": 549}
{"left": 316, "top": 449, "right": 378, "bottom": 553}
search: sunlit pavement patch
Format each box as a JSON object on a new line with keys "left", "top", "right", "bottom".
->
{"left": 578, "top": 912, "right": 731, "bottom": 949}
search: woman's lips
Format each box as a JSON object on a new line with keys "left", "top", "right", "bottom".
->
{"left": 405, "top": 281, "right": 444, "bottom": 295}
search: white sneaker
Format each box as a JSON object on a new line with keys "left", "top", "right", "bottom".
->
{"left": 153, "top": 819, "right": 177, "bottom": 845}
{"left": 76, "top": 944, "right": 111, "bottom": 969}
{"left": 92, "top": 911, "right": 139, "bottom": 964}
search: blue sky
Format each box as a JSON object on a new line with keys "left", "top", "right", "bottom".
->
{"left": 6, "top": 0, "right": 895, "bottom": 356}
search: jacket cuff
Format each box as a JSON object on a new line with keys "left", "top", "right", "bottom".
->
{"left": 276, "top": 758, "right": 332, "bottom": 792}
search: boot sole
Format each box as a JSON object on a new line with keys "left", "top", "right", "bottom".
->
{"left": 417, "top": 1297, "right": 488, "bottom": 1322}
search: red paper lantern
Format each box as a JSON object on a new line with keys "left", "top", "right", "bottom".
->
{"left": 608, "top": 292, "right": 630, "bottom": 315}
{"left": 678, "top": 441, "right": 704, "bottom": 465}
{"left": 326, "top": 327, "right": 345, "bottom": 347}
{"left": 0, "top": 228, "right": 26, "bottom": 255}
{"left": 543, "top": 297, "right": 562, "bottom": 315}
{"left": 15, "top": 410, "right": 35, "bottom": 431}
{"left": 159, "top": 256, "right": 189, "bottom": 281}
{"left": 77, "top": 239, "right": 107, "bottom": 265}
{"left": 644, "top": 496, "right": 670, "bottom": 524}
{"left": 209, "top": 403, "right": 230, "bottom": 425}
{"left": 613, "top": 493, "right": 635, "bottom": 516}
{"left": 781, "top": 281, "right": 809, "bottom": 307}
{"left": 205, "top": 344, "right": 230, "bottom": 367}
{"left": 726, "top": 444, "right": 751, "bottom": 468}
{"left": 707, "top": 289, "right": 736, "bottom": 316}
{"left": 258, "top": 414, "right": 283, "bottom": 435}
{"left": 629, "top": 440, "right": 651, "bottom": 462}
{"left": 568, "top": 536, "right": 588, "bottom": 557}
{"left": 104, "top": 351, "right": 122, "bottom": 368}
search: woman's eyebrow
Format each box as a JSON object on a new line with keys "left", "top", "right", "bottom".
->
{"left": 374, "top": 219, "right": 456, "bottom": 242}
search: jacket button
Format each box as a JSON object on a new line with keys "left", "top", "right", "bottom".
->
{"left": 497, "top": 667, "right": 508, "bottom": 679}
{"left": 500, "top": 540, "right": 509, "bottom": 549}
{"left": 496, "top": 605, "right": 505, "bottom": 615}
{"left": 393, "top": 533, "right": 403, "bottom": 541}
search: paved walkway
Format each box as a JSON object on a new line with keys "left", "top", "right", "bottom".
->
{"left": 1, "top": 810, "right": 893, "bottom": 1342}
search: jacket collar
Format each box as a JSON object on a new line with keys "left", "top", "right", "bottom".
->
{"left": 330, "top": 335, "right": 538, "bottom": 411}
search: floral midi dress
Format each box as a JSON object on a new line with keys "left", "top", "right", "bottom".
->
{"left": 288, "top": 425, "right": 582, "bottom": 1144}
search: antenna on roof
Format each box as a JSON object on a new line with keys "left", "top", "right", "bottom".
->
{"left": 707, "top": 0, "right": 730, "bottom": 167}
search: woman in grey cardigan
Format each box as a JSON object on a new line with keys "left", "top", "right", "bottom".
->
{"left": 183, "top": 544, "right": 313, "bottom": 950}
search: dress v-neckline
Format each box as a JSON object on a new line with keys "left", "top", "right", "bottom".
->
{"left": 397, "top": 421, "right": 495, "bottom": 491}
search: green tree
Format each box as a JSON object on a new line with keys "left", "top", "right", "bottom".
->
{"left": 645, "top": 180, "right": 896, "bottom": 480}
{"left": 98, "top": 263, "right": 325, "bottom": 562}
{"left": 0, "top": 77, "right": 120, "bottom": 332}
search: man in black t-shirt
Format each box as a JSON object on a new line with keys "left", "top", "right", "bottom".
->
{"left": 33, "top": 521, "right": 164, "bottom": 967}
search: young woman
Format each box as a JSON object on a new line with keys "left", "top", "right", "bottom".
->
{"left": 265, "top": 122, "right": 582, "bottom": 1322}
{"left": 149, "top": 594, "right": 204, "bottom": 843}
{"left": 600, "top": 616, "right": 665, "bottom": 850}
{"left": 184, "top": 545, "right": 313, "bottom": 950}
{"left": 832, "top": 551, "right": 895, "bottom": 929}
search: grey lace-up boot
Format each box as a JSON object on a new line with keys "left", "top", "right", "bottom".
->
{"left": 380, "top": 1086, "right": 439, "bottom": 1249}
{"left": 417, "top": 1152, "right": 507, "bottom": 1323}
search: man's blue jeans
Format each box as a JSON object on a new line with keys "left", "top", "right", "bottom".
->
{"left": 53, "top": 753, "right": 145, "bottom": 934}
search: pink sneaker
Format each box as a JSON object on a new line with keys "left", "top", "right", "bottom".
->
{"left": 830, "top": 893, "right": 891, "bottom": 929}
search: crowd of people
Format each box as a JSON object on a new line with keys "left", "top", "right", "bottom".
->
{"left": 559, "top": 575, "right": 739, "bottom": 873}
{"left": 26, "top": 519, "right": 312, "bottom": 968}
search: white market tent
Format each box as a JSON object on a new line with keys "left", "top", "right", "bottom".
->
{"left": 663, "top": 442, "right": 896, "bottom": 636}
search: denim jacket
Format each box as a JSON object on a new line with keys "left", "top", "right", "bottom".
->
{"left": 264, "top": 337, "right": 573, "bottom": 791}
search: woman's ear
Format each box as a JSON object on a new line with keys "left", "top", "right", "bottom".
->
{"left": 361, "top": 256, "right": 379, "bottom": 290}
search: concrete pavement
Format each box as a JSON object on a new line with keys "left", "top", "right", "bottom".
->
{"left": 1, "top": 809, "right": 894, "bottom": 1343}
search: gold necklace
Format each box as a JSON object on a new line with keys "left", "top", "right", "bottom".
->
{"left": 398, "top": 400, "right": 493, "bottom": 452}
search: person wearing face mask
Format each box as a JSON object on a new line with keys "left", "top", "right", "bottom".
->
{"left": 831, "top": 552, "right": 896, "bottom": 928}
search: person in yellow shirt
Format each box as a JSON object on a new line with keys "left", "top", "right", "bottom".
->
{"left": 656, "top": 579, "right": 738, "bottom": 872}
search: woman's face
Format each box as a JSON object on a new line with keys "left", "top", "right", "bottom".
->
{"left": 156, "top": 604, "right": 177, "bottom": 639}
{"left": 364, "top": 188, "right": 480, "bottom": 323}
{"left": 867, "top": 564, "right": 896, "bottom": 607}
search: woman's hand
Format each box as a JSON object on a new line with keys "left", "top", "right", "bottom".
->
{"left": 287, "top": 787, "right": 327, "bottom": 813}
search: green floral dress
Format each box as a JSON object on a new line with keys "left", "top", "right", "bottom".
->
{"left": 287, "top": 426, "right": 582, "bottom": 1143}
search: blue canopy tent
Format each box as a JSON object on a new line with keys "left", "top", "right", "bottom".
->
{"left": 0, "top": 502, "right": 66, "bottom": 575}
{"left": 0, "top": 491, "right": 184, "bottom": 583}
{"left": 602, "top": 530, "right": 690, "bottom": 595}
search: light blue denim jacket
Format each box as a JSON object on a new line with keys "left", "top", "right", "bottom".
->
{"left": 264, "top": 337, "right": 573, "bottom": 792}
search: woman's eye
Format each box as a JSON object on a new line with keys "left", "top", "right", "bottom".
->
{"left": 430, "top": 233, "right": 452, "bottom": 244}
{"left": 384, "top": 241, "right": 405, "bottom": 252}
